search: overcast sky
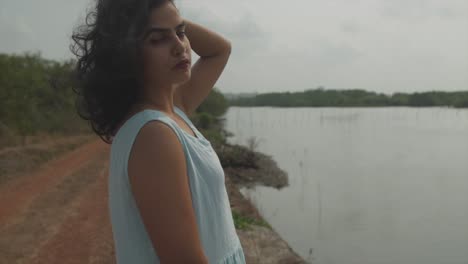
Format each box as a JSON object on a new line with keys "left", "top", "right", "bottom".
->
{"left": 1, "top": 0, "right": 467, "bottom": 94}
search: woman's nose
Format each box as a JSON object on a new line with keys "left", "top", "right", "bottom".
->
{"left": 173, "top": 35, "right": 186, "bottom": 55}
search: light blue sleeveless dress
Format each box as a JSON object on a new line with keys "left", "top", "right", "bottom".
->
{"left": 108, "top": 106, "right": 246, "bottom": 264}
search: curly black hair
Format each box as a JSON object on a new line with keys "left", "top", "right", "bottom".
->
{"left": 70, "top": 0, "right": 175, "bottom": 144}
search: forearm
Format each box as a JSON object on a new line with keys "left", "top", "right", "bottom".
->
{"left": 184, "top": 19, "right": 231, "bottom": 57}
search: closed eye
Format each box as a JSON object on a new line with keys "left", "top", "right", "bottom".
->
{"left": 150, "top": 38, "right": 164, "bottom": 43}
{"left": 150, "top": 31, "right": 185, "bottom": 44}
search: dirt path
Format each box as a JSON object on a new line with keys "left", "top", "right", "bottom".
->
{"left": 0, "top": 140, "right": 115, "bottom": 264}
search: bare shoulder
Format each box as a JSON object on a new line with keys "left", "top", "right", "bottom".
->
{"left": 131, "top": 120, "right": 181, "bottom": 158}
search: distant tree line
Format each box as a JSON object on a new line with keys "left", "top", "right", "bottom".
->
{"left": 228, "top": 88, "right": 468, "bottom": 108}
{"left": 2, "top": 52, "right": 466, "bottom": 141}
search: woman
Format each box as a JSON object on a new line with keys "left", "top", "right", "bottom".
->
{"left": 71, "top": 0, "right": 246, "bottom": 263}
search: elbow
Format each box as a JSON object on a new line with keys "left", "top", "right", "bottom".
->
{"left": 216, "top": 41, "right": 232, "bottom": 57}
{"left": 203, "top": 41, "right": 231, "bottom": 58}
{"left": 224, "top": 41, "right": 232, "bottom": 55}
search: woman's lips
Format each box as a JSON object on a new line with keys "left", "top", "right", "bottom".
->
{"left": 174, "top": 61, "right": 190, "bottom": 70}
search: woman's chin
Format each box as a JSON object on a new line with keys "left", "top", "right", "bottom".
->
{"left": 172, "top": 71, "right": 191, "bottom": 83}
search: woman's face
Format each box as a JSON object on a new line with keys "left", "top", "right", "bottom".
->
{"left": 140, "top": 1, "right": 191, "bottom": 88}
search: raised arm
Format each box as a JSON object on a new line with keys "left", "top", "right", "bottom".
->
{"left": 128, "top": 121, "right": 208, "bottom": 263}
{"left": 174, "top": 19, "right": 232, "bottom": 116}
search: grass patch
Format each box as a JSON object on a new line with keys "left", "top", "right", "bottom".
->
{"left": 232, "top": 209, "right": 272, "bottom": 230}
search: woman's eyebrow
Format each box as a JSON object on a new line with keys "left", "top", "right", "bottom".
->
{"left": 144, "top": 21, "right": 186, "bottom": 38}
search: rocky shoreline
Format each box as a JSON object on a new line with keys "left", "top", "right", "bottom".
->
{"left": 218, "top": 143, "right": 307, "bottom": 263}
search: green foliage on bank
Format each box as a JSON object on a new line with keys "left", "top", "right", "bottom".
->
{"left": 232, "top": 209, "right": 271, "bottom": 230}
{"left": 195, "top": 88, "right": 230, "bottom": 116}
{"left": 0, "top": 52, "right": 89, "bottom": 140}
{"left": 190, "top": 88, "right": 231, "bottom": 148}
{"left": 229, "top": 88, "right": 468, "bottom": 108}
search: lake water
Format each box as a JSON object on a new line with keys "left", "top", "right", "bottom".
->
{"left": 222, "top": 106, "right": 468, "bottom": 264}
